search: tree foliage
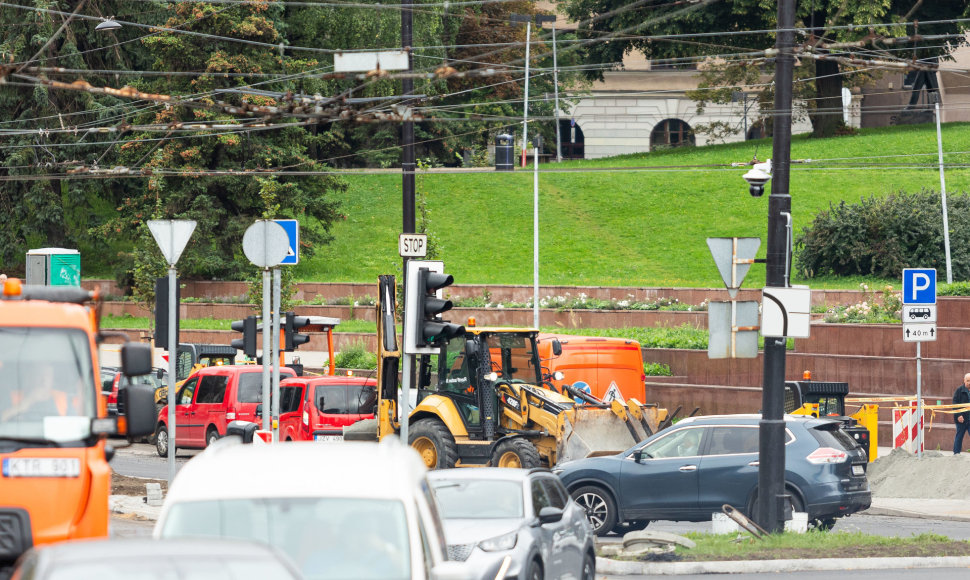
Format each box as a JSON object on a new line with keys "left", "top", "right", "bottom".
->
{"left": 795, "top": 189, "right": 970, "bottom": 280}
{"left": 561, "top": 0, "right": 970, "bottom": 138}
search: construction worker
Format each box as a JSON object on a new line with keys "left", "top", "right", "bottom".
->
{"left": 952, "top": 373, "right": 970, "bottom": 454}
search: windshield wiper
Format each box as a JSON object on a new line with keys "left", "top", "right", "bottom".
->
{"left": 0, "top": 436, "right": 63, "bottom": 449}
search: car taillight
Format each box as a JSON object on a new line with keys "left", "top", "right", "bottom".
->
{"left": 806, "top": 447, "right": 848, "bottom": 464}
{"left": 226, "top": 412, "right": 236, "bottom": 420}
{"left": 303, "top": 411, "right": 309, "bottom": 425}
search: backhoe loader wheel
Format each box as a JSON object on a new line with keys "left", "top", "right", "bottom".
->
{"left": 492, "top": 438, "right": 541, "bottom": 468}
{"left": 409, "top": 419, "right": 458, "bottom": 469}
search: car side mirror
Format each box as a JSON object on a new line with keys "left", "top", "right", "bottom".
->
{"left": 634, "top": 449, "right": 646, "bottom": 464}
{"left": 536, "top": 506, "right": 564, "bottom": 525}
{"left": 255, "top": 403, "right": 263, "bottom": 417}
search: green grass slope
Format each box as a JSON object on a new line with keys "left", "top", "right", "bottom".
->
{"left": 300, "top": 123, "right": 970, "bottom": 288}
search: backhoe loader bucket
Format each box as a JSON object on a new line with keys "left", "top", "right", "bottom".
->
{"left": 558, "top": 404, "right": 666, "bottom": 464}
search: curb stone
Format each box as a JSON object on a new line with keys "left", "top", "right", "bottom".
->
{"left": 596, "top": 555, "right": 970, "bottom": 575}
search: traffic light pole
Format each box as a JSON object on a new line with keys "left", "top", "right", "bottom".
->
{"left": 272, "top": 268, "right": 281, "bottom": 443}
{"left": 758, "top": 0, "right": 795, "bottom": 534}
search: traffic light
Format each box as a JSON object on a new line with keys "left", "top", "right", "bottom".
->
{"left": 284, "top": 311, "right": 311, "bottom": 351}
{"left": 231, "top": 316, "right": 257, "bottom": 358}
{"left": 412, "top": 266, "right": 465, "bottom": 349}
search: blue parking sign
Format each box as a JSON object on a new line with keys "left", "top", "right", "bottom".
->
{"left": 902, "top": 268, "right": 936, "bottom": 305}
{"left": 274, "top": 219, "right": 299, "bottom": 265}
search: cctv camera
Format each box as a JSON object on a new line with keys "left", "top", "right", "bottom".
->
{"left": 742, "top": 167, "right": 771, "bottom": 197}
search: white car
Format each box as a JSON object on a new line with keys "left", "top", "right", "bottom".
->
{"left": 153, "top": 438, "right": 465, "bottom": 580}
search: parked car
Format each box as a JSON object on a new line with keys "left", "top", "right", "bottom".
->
{"left": 428, "top": 468, "right": 595, "bottom": 580}
{"left": 555, "top": 414, "right": 871, "bottom": 535}
{"left": 155, "top": 364, "right": 295, "bottom": 456}
{"left": 100, "top": 366, "right": 167, "bottom": 419}
{"left": 154, "top": 438, "right": 467, "bottom": 580}
{"left": 10, "top": 538, "right": 302, "bottom": 579}
{"left": 279, "top": 375, "right": 378, "bottom": 441}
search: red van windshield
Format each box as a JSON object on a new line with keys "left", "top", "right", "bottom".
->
{"left": 313, "top": 384, "right": 377, "bottom": 415}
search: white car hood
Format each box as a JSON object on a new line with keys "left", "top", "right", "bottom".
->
{"left": 441, "top": 518, "right": 522, "bottom": 545}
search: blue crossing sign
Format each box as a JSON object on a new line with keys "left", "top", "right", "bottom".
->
{"left": 274, "top": 219, "right": 299, "bottom": 265}
{"left": 902, "top": 268, "right": 936, "bottom": 305}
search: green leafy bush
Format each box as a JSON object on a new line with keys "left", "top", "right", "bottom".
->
{"left": 796, "top": 189, "right": 970, "bottom": 279}
{"left": 331, "top": 340, "right": 377, "bottom": 370}
{"left": 644, "top": 362, "right": 674, "bottom": 376}
{"left": 822, "top": 283, "right": 901, "bottom": 323}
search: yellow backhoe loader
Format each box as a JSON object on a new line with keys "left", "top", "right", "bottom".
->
{"left": 344, "top": 275, "right": 669, "bottom": 469}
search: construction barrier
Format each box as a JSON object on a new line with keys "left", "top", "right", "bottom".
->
{"left": 253, "top": 430, "right": 274, "bottom": 444}
{"left": 891, "top": 401, "right": 923, "bottom": 454}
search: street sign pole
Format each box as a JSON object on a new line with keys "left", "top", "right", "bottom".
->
{"left": 147, "top": 220, "right": 197, "bottom": 485}
{"left": 242, "top": 220, "right": 290, "bottom": 436}
{"left": 272, "top": 267, "right": 281, "bottom": 442}
{"left": 902, "top": 268, "right": 937, "bottom": 459}
{"left": 261, "top": 268, "right": 271, "bottom": 432}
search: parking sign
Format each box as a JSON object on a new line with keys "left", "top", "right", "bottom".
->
{"left": 902, "top": 268, "right": 936, "bottom": 305}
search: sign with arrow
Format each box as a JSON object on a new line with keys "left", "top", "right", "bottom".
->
{"left": 902, "top": 268, "right": 937, "bottom": 342}
{"left": 707, "top": 237, "right": 760, "bottom": 298}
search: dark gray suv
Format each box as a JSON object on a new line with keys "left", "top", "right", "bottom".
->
{"left": 554, "top": 414, "right": 871, "bottom": 535}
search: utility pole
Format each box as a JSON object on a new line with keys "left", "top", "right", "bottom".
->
{"left": 510, "top": 14, "right": 532, "bottom": 168}
{"left": 758, "top": 0, "right": 795, "bottom": 534}
{"left": 402, "top": 0, "right": 415, "bottom": 240}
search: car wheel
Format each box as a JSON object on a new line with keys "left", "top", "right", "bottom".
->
{"left": 525, "top": 558, "right": 543, "bottom": 580}
{"left": 581, "top": 551, "right": 595, "bottom": 580}
{"left": 612, "top": 519, "right": 650, "bottom": 535}
{"left": 206, "top": 428, "right": 220, "bottom": 447}
{"left": 408, "top": 418, "right": 459, "bottom": 469}
{"left": 491, "top": 438, "right": 541, "bottom": 468}
{"left": 155, "top": 424, "right": 169, "bottom": 457}
{"left": 571, "top": 485, "right": 617, "bottom": 537}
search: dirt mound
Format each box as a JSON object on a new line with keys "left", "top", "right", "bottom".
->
{"left": 112, "top": 472, "right": 167, "bottom": 497}
{"left": 867, "top": 448, "right": 970, "bottom": 499}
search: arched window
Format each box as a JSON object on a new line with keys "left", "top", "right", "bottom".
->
{"left": 650, "top": 119, "right": 695, "bottom": 150}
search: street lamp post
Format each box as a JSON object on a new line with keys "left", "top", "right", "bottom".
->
{"left": 510, "top": 14, "right": 532, "bottom": 168}
{"left": 757, "top": 0, "right": 796, "bottom": 534}
{"left": 535, "top": 14, "right": 561, "bottom": 162}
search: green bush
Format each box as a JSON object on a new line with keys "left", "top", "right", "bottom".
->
{"left": 644, "top": 362, "right": 673, "bottom": 376}
{"left": 331, "top": 340, "right": 377, "bottom": 370}
{"left": 795, "top": 189, "right": 970, "bottom": 280}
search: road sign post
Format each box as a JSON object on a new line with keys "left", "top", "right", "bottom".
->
{"left": 902, "top": 268, "right": 937, "bottom": 459}
{"left": 242, "top": 220, "right": 289, "bottom": 434}
{"left": 147, "top": 220, "right": 197, "bottom": 484}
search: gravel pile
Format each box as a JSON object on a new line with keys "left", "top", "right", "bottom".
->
{"left": 867, "top": 448, "right": 970, "bottom": 499}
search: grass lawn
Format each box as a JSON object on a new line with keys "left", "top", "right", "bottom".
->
{"left": 607, "top": 531, "right": 970, "bottom": 561}
{"left": 293, "top": 123, "right": 970, "bottom": 289}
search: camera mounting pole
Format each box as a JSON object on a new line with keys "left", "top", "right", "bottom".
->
{"left": 758, "top": 0, "right": 796, "bottom": 534}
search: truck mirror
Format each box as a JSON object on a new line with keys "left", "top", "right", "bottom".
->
{"left": 551, "top": 339, "right": 562, "bottom": 357}
{"left": 121, "top": 343, "right": 152, "bottom": 377}
{"left": 121, "top": 384, "right": 156, "bottom": 441}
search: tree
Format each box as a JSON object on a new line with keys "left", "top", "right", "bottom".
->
{"left": 561, "top": 0, "right": 970, "bottom": 138}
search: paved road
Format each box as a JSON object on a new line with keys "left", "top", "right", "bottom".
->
{"left": 110, "top": 441, "right": 199, "bottom": 479}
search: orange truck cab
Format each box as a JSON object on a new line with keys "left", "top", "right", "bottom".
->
{"left": 536, "top": 334, "right": 646, "bottom": 403}
{"left": 0, "top": 279, "right": 154, "bottom": 569}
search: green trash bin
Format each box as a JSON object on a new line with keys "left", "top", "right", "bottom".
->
{"left": 26, "top": 248, "right": 81, "bottom": 286}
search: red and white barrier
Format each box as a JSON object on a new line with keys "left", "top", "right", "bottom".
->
{"left": 254, "top": 430, "right": 273, "bottom": 445}
{"left": 892, "top": 401, "right": 923, "bottom": 453}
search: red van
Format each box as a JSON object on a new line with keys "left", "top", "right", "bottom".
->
{"left": 155, "top": 365, "right": 295, "bottom": 456}
{"left": 278, "top": 376, "right": 377, "bottom": 441}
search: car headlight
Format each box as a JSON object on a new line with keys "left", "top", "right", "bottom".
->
{"left": 478, "top": 531, "right": 518, "bottom": 552}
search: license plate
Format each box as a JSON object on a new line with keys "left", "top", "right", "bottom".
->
{"left": 314, "top": 435, "right": 342, "bottom": 442}
{"left": 3, "top": 458, "right": 80, "bottom": 478}
{"left": 851, "top": 464, "right": 865, "bottom": 476}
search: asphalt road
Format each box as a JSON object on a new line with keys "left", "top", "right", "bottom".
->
{"left": 603, "top": 569, "right": 970, "bottom": 580}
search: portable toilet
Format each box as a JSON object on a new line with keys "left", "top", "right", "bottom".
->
{"left": 26, "top": 248, "right": 81, "bottom": 286}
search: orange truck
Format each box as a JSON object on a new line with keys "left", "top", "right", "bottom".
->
{"left": 0, "top": 278, "right": 155, "bottom": 570}
{"left": 536, "top": 334, "right": 647, "bottom": 402}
